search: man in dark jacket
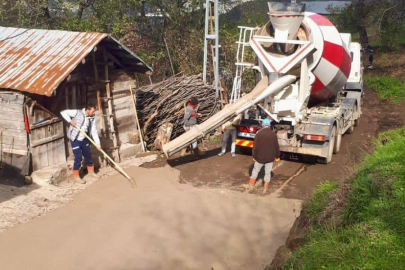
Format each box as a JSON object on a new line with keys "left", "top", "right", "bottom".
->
{"left": 245, "top": 118, "right": 280, "bottom": 193}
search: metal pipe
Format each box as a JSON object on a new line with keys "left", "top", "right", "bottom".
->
{"left": 236, "top": 75, "right": 296, "bottom": 114}
{"left": 202, "top": 0, "right": 210, "bottom": 83}
{"left": 214, "top": 0, "right": 219, "bottom": 98}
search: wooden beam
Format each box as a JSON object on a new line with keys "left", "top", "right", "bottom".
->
{"left": 129, "top": 85, "right": 146, "bottom": 152}
{"left": 30, "top": 118, "right": 61, "bottom": 130}
{"left": 103, "top": 46, "right": 120, "bottom": 162}
{"left": 30, "top": 134, "right": 64, "bottom": 148}
{"left": 65, "top": 85, "right": 69, "bottom": 109}
{"left": 92, "top": 51, "right": 105, "bottom": 131}
{"left": 107, "top": 52, "right": 124, "bottom": 68}
{"left": 1, "top": 149, "right": 28, "bottom": 156}
{"left": 72, "top": 84, "right": 77, "bottom": 109}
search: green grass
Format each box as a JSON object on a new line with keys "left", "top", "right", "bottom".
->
{"left": 281, "top": 127, "right": 405, "bottom": 270}
{"left": 304, "top": 181, "right": 338, "bottom": 222}
{"left": 365, "top": 76, "right": 405, "bottom": 104}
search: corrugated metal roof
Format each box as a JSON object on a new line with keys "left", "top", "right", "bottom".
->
{"left": 0, "top": 27, "right": 152, "bottom": 96}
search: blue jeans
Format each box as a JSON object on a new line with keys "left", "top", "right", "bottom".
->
{"left": 71, "top": 139, "right": 93, "bottom": 170}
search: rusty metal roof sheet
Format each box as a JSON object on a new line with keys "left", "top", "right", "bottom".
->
{"left": 0, "top": 27, "right": 152, "bottom": 96}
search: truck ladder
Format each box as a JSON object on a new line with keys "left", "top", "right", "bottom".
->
{"left": 230, "top": 26, "right": 260, "bottom": 104}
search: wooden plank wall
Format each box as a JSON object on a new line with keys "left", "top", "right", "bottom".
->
{"left": 107, "top": 70, "right": 138, "bottom": 145}
{"left": 0, "top": 91, "right": 28, "bottom": 155}
{"left": 26, "top": 100, "right": 66, "bottom": 171}
{"left": 48, "top": 50, "right": 141, "bottom": 162}
{"left": 85, "top": 69, "right": 138, "bottom": 155}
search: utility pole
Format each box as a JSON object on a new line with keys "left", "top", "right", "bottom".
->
{"left": 203, "top": 0, "right": 219, "bottom": 98}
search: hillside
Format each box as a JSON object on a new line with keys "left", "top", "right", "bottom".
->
{"left": 269, "top": 126, "right": 405, "bottom": 269}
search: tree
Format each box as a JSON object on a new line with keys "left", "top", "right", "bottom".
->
{"left": 0, "top": 0, "right": 239, "bottom": 80}
{"left": 328, "top": 0, "right": 404, "bottom": 49}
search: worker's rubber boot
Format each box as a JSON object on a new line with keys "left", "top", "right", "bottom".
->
{"left": 263, "top": 182, "right": 270, "bottom": 194}
{"left": 73, "top": 170, "right": 86, "bottom": 184}
{"left": 86, "top": 165, "right": 99, "bottom": 180}
{"left": 242, "top": 178, "right": 256, "bottom": 191}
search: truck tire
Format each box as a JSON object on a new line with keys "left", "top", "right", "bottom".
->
{"left": 333, "top": 129, "right": 342, "bottom": 154}
{"left": 354, "top": 105, "right": 360, "bottom": 126}
{"left": 346, "top": 105, "right": 357, "bottom": 134}
{"left": 318, "top": 126, "right": 336, "bottom": 164}
{"left": 354, "top": 117, "right": 360, "bottom": 127}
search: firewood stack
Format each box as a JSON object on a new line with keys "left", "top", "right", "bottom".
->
{"left": 136, "top": 75, "right": 219, "bottom": 148}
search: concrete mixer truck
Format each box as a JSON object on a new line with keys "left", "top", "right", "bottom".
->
{"left": 162, "top": 2, "right": 363, "bottom": 164}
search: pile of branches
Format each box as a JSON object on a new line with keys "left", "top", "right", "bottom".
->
{"left": 136, "top": 74, "right": 219, "bottom": 148}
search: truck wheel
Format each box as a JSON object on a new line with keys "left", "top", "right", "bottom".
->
{"left": 347, "top": 121, "right": 355, "bottom": 134}
{"left": 333, "top": 129, "right": 342, "bottom": 154}
{"left": 354, "top": 117, "right": 360, "bottom": 127}
{"left": 347, "top": 105, "right": 357, "bottom": 134}
{"left": 319, "top": 126, "right": 336, "bottom": 164}
{"left": 354, "top": 105, "right": 360, "bottom": 127}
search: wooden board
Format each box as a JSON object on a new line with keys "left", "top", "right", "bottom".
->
{"left": 0, "top": 119, "right": 26, "bottom": 130}
{"left": 0, "top": 93, "right": 28, "bottom": 155}
{"left": 0, "top": 112, "right": 25, "bottom": 122}
{"left": 28, "top": 104, "right": 66, "bottom": 171}
{"left": 0, "top": 105, "right": 23, "bottom": 113}
{"left": 0, "top": 143, "right": 27, "bottom": 152}
{"left": 0, "top": 134, "right": 27, "bottom": 147}
{"left": 0, "top": 92, "right": 25, "bottom": 104}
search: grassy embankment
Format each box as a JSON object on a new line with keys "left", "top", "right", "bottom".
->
{"left": 279, "top": 126, "right": 405, "bottom": 269}
{"left": 365, "top": 76, "right": 405, "bottom": 104}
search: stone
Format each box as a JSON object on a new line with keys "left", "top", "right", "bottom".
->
{"left": 31, "top": 163, "right": 71, "bottom": 186}
{"left": 119, "top": 143, "right": 142, "bottom": 159}
{"left": 127, "top": 131, "right": 140, "bottom": 144}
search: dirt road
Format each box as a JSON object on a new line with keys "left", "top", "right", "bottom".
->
{"left": 0, "top": 165, "right": 300, "bottom": 270}
{"left": 165, "top": 88, "right": 405, "bottom": 200}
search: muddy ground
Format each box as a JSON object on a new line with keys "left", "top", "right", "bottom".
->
{"left": 146, "top": 87, "right": 405, "bottom": 200}
{"left": 0, "top": 87, "right": 403, "bottom": 270}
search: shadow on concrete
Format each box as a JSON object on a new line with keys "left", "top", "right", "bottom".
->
{"left": 167, "top": 148, "right": 222, "bottom": 167}
{"left": 0, "top": 164, "right": 40, "bottom": 204}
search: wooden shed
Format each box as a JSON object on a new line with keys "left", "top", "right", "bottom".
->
{"left": 0, "top": 26, "right": 152, "bottom": 182}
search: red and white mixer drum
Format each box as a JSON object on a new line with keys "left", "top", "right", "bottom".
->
{"left": 303, "top": 13, "right": 352, "bottom": 103}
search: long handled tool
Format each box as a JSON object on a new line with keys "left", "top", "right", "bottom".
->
{"left": 129, "top": 85, "right": 146, "bottom": 152}
{"left": 76, "top": 127, "right": 137, "bottom": 187}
